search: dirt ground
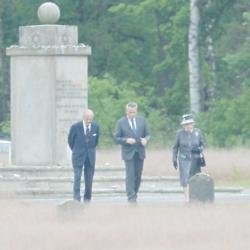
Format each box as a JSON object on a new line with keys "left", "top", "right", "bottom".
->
{"left": 96, "top": 147, "right": 250, "bottom": 182}
{"left": 0, "top": 201, "right": 249, "bottom": 250}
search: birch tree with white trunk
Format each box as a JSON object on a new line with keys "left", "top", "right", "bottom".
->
{"left": 188, "top": 0, "right": 201, "bottom": 113}
{"left": 0, "top": 4, "right": 5, "bottom": 123}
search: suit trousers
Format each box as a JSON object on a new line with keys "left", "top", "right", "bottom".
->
{"left": 73, "top": 156, "right": 95, "bottom": 202}
{"left": 124, "top": 152, "right": 144, "bottom": 202}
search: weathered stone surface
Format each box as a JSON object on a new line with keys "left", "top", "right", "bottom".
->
{"left": 57, "top": 200, "right": 84, "bottom": 220}
{"left": 58, "top": 199, "right": 84, "bottom": 211}
{"left": 6, "top": 44, "right": 91, "bottom": 56}
{"left": 189, "top": 173, "right": 214, "bottom": 203}
{"left": 37, "top": 2, "right": 60, "bottom": 24}
{"left": 19, "top": 25, "right": 78, "bottom": 47}
{"left": 6, "top": 4, "right": 91, "bottom": 166}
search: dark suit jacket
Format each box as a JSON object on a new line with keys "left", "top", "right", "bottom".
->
{"left": 114, "top": 116, "right": 150, "bottom": 160}
{"left": 68, "top": 121, "right": 99, "bottom": 167}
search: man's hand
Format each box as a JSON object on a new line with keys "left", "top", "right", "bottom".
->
{"left": 126, "top": 138, "right": 136, "bottom": 144}
{"left": 173, "top": 161, "right": 178, "bottom": 170}
{"left": 140, "top": 138, "right": 147, "bottom": 146}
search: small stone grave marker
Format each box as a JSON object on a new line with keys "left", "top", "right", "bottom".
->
{"left": 189, "top": 173, "right": 214, "bottom": 203}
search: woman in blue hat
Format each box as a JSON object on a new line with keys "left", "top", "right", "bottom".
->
{"left": 172, "top": 114, "right": 206, "bottom": 201}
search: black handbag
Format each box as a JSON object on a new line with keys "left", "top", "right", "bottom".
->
{"left": 199, "top": 153, "right": 206, "bottom": 167}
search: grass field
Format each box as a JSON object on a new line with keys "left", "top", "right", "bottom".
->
{"left": 0, "top": 201, "right": 249, "bottom": 250}
{"left": 0, "top": 148, "right": 250, "bottom": 249}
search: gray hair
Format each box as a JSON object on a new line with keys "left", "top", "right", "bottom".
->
{"left": 126, "top": 102, "right": 138, "bottom": 110}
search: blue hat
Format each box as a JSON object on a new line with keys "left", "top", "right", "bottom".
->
{"left": 181, "top": 114, "right": 195, "bottom": 125}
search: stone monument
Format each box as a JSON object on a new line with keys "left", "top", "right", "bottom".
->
{"left": 6, "top": 2, "right": 91, "bottom": 166}
{"left": 189, "top": 173, "right": 214, "bottom": 203}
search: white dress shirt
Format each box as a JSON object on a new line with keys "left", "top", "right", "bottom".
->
{"left": 83, "top": 121, "right": 91, "bottom": 135}
{"left": 128, "top": 117, "right": 136, "bottom": 130}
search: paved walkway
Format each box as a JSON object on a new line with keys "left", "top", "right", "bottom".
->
{"left": 20, "top": 189, "right": 250, "bottom": 206}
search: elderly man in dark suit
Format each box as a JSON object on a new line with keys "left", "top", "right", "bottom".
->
{"left": 68, "top": 109, "right": 99, "bottom": 202}
{"left": 114, "top": 102, "right": 150, "bottom": 203}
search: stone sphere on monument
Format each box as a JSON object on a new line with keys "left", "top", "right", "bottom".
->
{"left": 37, "top": 2, "right": 60, "bottom": 24}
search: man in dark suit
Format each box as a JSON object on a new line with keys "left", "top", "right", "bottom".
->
{"left": 114, "top": 102, "right": 150, "bottom": 203}
{"left": 68, "top": 109, "right": 99, "bottom": 202}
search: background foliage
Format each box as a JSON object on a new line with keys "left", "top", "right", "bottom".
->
{"left": 0, "top": 0, "right": 250, "bottom": 147}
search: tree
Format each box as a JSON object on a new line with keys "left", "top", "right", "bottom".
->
{"left": 0, "top": 4, "right": 4, "bottom": 119}
{"left": 203, "top": 0, "right": 217, "bottom": 104}
{"left": 188, "top": 0, "right": 201, "bottom": 113}
{"left": 198, "top": 0, "right": 237, "bottom": 110}
{"left": 0, "top": 1, "right": 9, "bottom": 126}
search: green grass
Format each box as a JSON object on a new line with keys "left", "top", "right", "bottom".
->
{"left": 216, "top": 170, "right": 250, "bottom": 188}
{"left": 229, "top": 178, "right": 250, "bottom": 188}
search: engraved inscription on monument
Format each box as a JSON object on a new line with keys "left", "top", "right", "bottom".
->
{"left": 55, "top": 80, "right": 87, "bottom": 164}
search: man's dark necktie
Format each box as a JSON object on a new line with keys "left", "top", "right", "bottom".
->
{"left": 131, "top": 119, "right": 136, "bottom": 133}
{"left": 86, "top": 125, "right": 91, "bottom": 142}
